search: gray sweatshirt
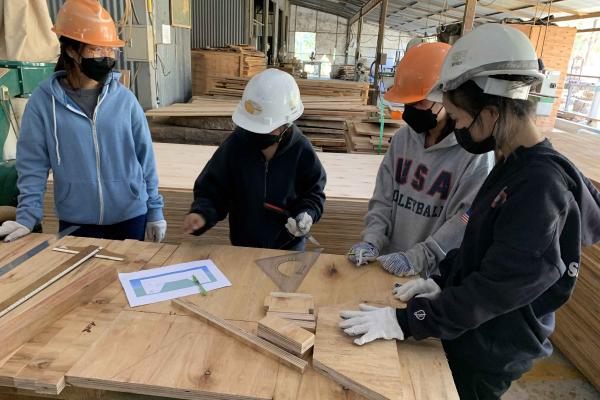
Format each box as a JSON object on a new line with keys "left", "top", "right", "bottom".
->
{"left": 362, "top": 126, "right": 494, "bottom": 275}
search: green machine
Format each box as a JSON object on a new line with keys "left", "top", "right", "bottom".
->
{"left": 0, "top": 60, "right": 55, "bottom": 207}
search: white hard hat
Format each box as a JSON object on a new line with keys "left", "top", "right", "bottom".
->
{"left": 428, "top": 24, "right": 545, "bottom": 102}
{"left": 232, "top": 69, "right": 304, "bottom": 134}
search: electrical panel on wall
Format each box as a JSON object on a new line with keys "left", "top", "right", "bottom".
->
{"left": 123, "top": 25, "right": 155, "bottom": 62}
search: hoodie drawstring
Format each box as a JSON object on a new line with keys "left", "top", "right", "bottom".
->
{"left": 52, "top": 95, "right": 61, "bottom": 165}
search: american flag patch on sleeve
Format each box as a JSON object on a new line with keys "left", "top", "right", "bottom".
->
{"left": 460, "top": 209, "right": 472, "bottom": 225}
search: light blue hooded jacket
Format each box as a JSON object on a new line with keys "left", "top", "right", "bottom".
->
{"left": 16, "top": 71, "right": 164, "bottom": 229}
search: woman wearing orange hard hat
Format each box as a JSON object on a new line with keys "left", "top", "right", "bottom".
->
{"left": 0, "top": 0, "right": 166, "bottom": 243}
{"left": 348, "top": 42, "right": 493, "bottom": 279}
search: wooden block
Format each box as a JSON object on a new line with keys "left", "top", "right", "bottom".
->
{"left": 267, "top": 311, "right": 315, "bottom": 322}
{"left": 257, "top": 315, "right": 314, "bottom": 356}
{"left": 0, "top": 263, "right": 116, "bottom": 361}
{"left": 313, "top": 306, "right": 405, "bottom": 400}
{"left": 66, "top": 310, "right": 279, "bottom": 400}
{"left": 172, "top": 299, "right": 308, "bottom": 373}
{"left": 265, "top": 292, "right": 314, "bottom": 314}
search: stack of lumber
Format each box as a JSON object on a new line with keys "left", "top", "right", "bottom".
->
{"left": 509, "top": 25, "right": 577, "bottom": 132}
{"left": 43, "top": 143, "right": 384, "bottom": 255}
{"left": 297, "top": 99, "right": 377, "bottom": 152}
{"left": 545, "top": 130, "right": 600, "bottom": 390}
{"left": 146, "top": 97, "right": 237, "bottom": 145}
{"left": 346, "top": 121, "right": 402, "bottom": 154}
{"left": 191, "top": 45, "right": 266, "bottom": 96}
{"left": 333, "top": 65, "right": 356, "bottom": 81}
{"left": 264, "top": 292, "right": 316, "bottom": 332}
{"left": 207, "top": 76, "right": 369, "bottom": 104}
{"left": 257, "top": 314, "right": 315, "bottom": 356}
{"left": 146, "top": 95, "right": 378, "bottom": 152}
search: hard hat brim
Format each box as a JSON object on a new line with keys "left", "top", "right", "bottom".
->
{"left": 53, "top": 27, "right": 126, "bottom": 48}
{"left": 426, "top": 80, "right": 444, "bottom": 103}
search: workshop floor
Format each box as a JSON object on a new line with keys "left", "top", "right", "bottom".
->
{"left": 505, "top": 349, "right": 600, "bottom": 399}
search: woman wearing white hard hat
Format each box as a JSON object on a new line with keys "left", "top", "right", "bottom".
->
{"left": 183, "top": 69, "right": 326, "bottom": 250}
{"left": 339, "top": 24, "right": 600, "bottom": 399}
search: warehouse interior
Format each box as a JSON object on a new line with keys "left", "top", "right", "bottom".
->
{"left": 0, "top": 0, "right": 599, "bottom": 399}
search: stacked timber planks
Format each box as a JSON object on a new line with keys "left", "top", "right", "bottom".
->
{"left": 42, "top": 143, "right": 384, "bottom": 255}
{"left": 191, "top": 45, "right": 266, "bottom": 96}
{"left": 207, "top": 76, "right": 370, "bottom": 104}
{"left": 333, "top": 65, "right": 356, "bottom": 81}
{"left": 146, "top": 96, "right": 378, "bottom": 152}
{"left": 258, "top": 315, "right": 315, "bottom": 356}
{"left": 546, "top": 130, "right": 600, "bottom": 390}
{"left": 346, "top": 121, "right": 402, "bottom": 154}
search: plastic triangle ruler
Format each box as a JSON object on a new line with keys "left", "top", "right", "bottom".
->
{"left": 255, "top": 248, "right": 323, "bottom": 293}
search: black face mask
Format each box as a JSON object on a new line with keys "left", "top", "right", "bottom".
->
{"left": 402, "top": 104, "right": 440, "bottom": 134}
{"left": 247, "top": 126, "right": 289, "bottom": 150}
{"left": 80, "top": 57, "right": 116, "bottom": 83}
{"left": 454, "top": 110, "right": 496, "bottom": 154}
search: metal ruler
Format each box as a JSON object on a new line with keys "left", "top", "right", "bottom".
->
{"left": 0, "top": 225, "right": 79, "bottom": 278}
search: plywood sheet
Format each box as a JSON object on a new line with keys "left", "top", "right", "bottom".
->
{"left": 66, "top": 311, "right": 279, "bottom": 400}
{"left": 313, "top": 306, "right": 406, "bottom": 400}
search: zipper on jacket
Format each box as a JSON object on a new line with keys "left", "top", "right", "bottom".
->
{"left": 92, "top": 91, "right": 108, "bottom": 225}
{"left": 64, "top": 87, "right": 108, "bottom": 225}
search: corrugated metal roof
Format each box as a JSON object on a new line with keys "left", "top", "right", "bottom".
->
{"left": 293, "top": 0, "right": 600, "bottom": 35}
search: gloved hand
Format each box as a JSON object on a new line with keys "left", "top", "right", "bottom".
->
{"left": 393, "top": 278, "right": 441, "bottom": 302}
{"left": 377, "top": 252, "right": 416, "bottom": 276}
{"left": 145, "top": 220, "right": 167, "bottom": 243}
{"left": 285, "top": 212, "right": 313, "bottom": 237}
{"left": 0, "top": 221, "right": 31, "bottom": 242}
{"left": 339, "top": 304, "right": 404, "bottom": 346}
{"left": 347, "top": 242, "right": 380, "bottom": 266}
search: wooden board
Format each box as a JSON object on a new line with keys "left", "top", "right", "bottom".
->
{"left": 257, "top": 315, "right": 314, "bottom": 356}
{"left": 0, "top": 236, "right": 458, "bottom": 399}
{"left": 172, "top": 299, "right": 308, "bottom": 373}
{"left": 547, "top": 130, "right": 600, "bottom": 188}
{"left": 0, "top": 246, "right": 101, "bottom": 318}
{"left": 313, "top": 306, "right": 405, "bottom": 400}
{"left": 0, "top": 238, "right": 166, "bottom": 394}
{"left": 66, "top": 310, "right": 279, "bottom": 400}
{"left": 0, "top": 262, "right": 116, "bottom": 361}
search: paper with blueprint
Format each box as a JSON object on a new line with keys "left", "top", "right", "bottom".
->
{"left": 119, "top": 259, "right": 232, "bottom": 307}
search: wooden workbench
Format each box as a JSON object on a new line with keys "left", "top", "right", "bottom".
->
{"left": 0, "top": 234, "right": 458, "bottom": 400}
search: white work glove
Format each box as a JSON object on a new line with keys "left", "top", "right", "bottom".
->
{"left": 0, "top": 221, "right": 31, "bottom": 242}
{"left": 377, "top": 252, "right": 416, "bottom": 276}
{"left": 347, "top": 241, "right": 380, "bottom": 266}
{"left": 145, "top": 219, "right": 167, "bottom": 243}
{"left": 285, "top": 212, "right": 313, "bottom": 237}
{"left": 393, "top": 278, "right": 441, "bottom": 302}
{"left": 339, "top": 304, "right": 404, "bottom": 346}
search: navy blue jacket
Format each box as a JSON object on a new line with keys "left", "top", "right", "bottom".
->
{"left": 190, "top": 125, "right": 326, "bottom": 249}
{"left": 396, "top": 139, "right": 600, "bottom": 376}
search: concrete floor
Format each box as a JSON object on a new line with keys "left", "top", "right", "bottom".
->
{"left": 505, "top": 350, "right": 600, "bottom": 399}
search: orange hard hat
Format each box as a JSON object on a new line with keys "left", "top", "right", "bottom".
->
{"left": 384, "top": 42, "right": 451, "bottom": 104}
{"left": 52, "top": 0, "right": 125, "bottom": 48}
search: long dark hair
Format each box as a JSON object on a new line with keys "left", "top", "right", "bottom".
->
{"left": 54, "top": 36, "right": 84, "bottom": 73}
